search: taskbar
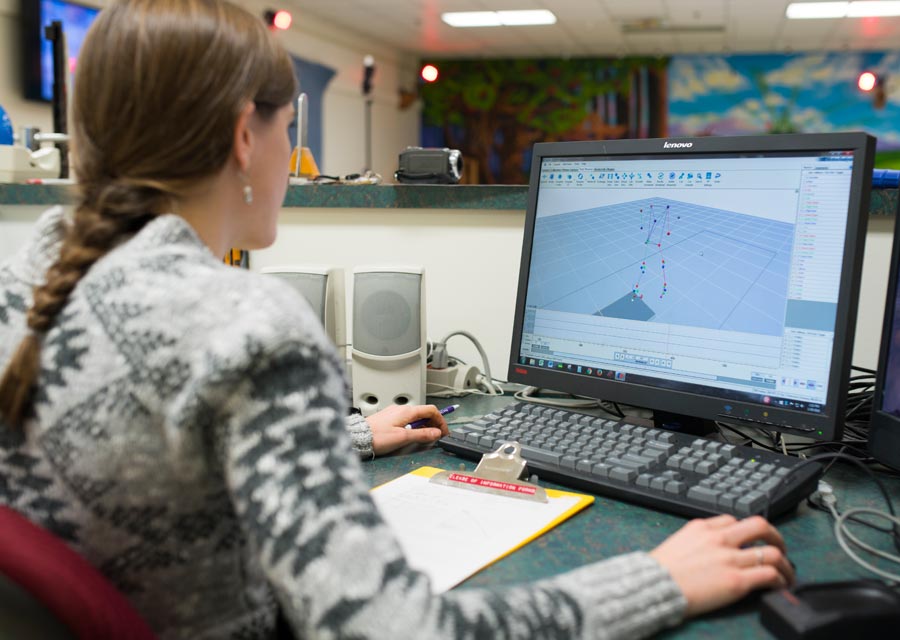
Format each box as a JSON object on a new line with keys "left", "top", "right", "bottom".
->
{"left": 517, "top": 354, "right": 823, "bottom": 416}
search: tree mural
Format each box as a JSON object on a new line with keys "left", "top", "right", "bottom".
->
{"left": 420, "top": 57, "right": 669, "bottom": 184}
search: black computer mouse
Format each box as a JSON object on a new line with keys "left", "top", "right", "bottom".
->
{"left": 760, "top": 579, "right": 900, "bottom": 640}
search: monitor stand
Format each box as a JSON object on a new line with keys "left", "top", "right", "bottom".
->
{"left": 652, "top": 410, "right": 717, "bottom": 437}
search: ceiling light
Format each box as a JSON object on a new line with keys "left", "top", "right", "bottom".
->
{"left": 496, "top": 10, "right": 557, "bottom": 26}
{"left": 847, "top": 1, "right": 900, "bottom": 16}
{"left": 786, "top": 1, "right": 900, "bottom": 18}
{"left": 441, "top": 10, "right": 556, "bottom": 28}
{"left": 786, "top": 2, "right": 849, "bottom": 19}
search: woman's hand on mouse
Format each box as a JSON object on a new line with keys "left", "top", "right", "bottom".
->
{"left": 650, "top": 514, "right": 795, "bottom": 617}
{"left": 366, "top": 404, "right": 450, "bottom": 456}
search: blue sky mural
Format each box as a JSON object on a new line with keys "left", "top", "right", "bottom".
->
{"left": 669, "top": 52, "right": 900, "bottom": 163}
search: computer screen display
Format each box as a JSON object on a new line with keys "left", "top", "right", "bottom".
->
{"left": 508, "top": 133, "right": 875, "bottom": 441}
{"left": 21, "top": 0, "right": 100, "bottom": 102}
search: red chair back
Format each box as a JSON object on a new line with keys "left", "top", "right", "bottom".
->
{"left": 0, "top": 506, "right": 157, "bottom": 640}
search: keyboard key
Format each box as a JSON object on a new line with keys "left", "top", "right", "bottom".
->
{"left": 610, "top": 467, "right": 637, "bottom": 483}
{"left": 687, "top": 486, "right": 721, "bottom": 506}
{"left": 665, "top": 480, "right": 686, "bottom": 495}
{"left": 591, "top": 462, "right": 612, "bottom": 478}
{"left": 519, "top": 445, "right": 561, "bottom": 466}
{"left": 735, "top": 491, "right": 767, "bottom": 516}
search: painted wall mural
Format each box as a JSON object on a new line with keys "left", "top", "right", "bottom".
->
{"left": 420, "top": 57, "right": 667, "bottom": 184}
{"left": 668, "top": 52, "right": 900, "bottom": 167}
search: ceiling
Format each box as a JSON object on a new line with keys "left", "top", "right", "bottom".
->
{"left": 282, "top": 0, "right": 900, "bottom": 58}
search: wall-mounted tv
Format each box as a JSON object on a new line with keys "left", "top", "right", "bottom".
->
{"left": 21, "top": 0, "right": 100, "bottom": 102}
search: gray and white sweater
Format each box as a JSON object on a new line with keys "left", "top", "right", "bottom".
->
{"left": 0, "top": 208, "right": 686, "bottom": 639}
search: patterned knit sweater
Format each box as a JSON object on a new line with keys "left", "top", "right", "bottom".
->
{"left": 0, "top": 208, "right": 686, "bottom": 639}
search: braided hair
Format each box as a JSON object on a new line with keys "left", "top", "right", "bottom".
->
{"left": 0, "top": 0, "right": 296, "bottom": 426}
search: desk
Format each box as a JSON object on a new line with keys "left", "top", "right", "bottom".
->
{"left": 360, "top": 396, "right": 900, "bottom": 639}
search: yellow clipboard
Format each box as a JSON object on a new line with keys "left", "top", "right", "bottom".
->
{"left": 371, "top": 442, "right": 594, "bottom": 593}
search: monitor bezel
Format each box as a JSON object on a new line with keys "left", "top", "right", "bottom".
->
{"left": 507, "top": 132, "right": 875, "bottom": 442}
{"left": 869, "top": 200, "right": 900, "bottom": 470}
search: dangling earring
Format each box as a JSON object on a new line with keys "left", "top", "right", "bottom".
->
{"left": 240, "top": 172, "right": 253, "bottom": 205}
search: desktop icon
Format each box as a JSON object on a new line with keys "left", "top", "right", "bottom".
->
{"left": 585, "top": 368, "right": 592, "bottom": 375}
{"left": 538, "top": 359, "right": 545, "bottom": 366}
{"left": 547, "top": 361, "right": 554, "bottom": 368}
{"left": 615, "top": 371, "right": 626, "bottom": 381}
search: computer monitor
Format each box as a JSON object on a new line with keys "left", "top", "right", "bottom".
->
{"left": 869, "top": 207, "right": 900, "bottom": 471}
{"left": 508, "top": 133, "right": 875, "bottom": 442}
{"left": 21, "top": 0, "right": 100, "bottom": 102}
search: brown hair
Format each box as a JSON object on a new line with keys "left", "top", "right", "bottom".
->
{"left": 0, "top": 0, "right": 297, "bottom": 426}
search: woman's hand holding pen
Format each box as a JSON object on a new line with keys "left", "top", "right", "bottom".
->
{"left": 365, "top": 404, "right": 451, "bottom": 456}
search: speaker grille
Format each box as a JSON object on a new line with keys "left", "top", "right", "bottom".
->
{"left": 353, "top": 272, "right": 421, "bottom": 356}
{"left": 270, "top": 272, "right": 327, "bottom": 323}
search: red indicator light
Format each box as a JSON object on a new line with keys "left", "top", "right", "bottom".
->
{"left": 421, "top": 64, "right": 439, "bottom": 82}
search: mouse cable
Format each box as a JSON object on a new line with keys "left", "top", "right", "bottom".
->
{"left": 827, "top": 500, "right": 900, "bottom": 582}
{"left": 808, "top": 491, "right": 897, "bottom": 536}
{"left": 513, "top": 386, "right": 602, "bottom": 409}
{"left": 763, "top": 453, "right": 900, "bottom": 557}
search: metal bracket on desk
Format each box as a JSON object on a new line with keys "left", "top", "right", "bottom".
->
{"left": 430, "top": 441, "right": 548, "bottom": 503}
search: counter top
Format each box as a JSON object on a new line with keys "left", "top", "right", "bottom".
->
{"left": 1, "top": 182, "right": 897, "bottom": 214}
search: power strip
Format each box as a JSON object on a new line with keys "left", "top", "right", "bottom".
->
{"left": 426, "top": 363, "right": 481, "bottom": 396}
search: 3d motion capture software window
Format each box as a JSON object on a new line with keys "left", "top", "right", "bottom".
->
{"left": 520, "top": 153, "right": 853, "bottom": 409}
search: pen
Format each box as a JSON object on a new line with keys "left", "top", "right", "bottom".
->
{"left": 406, "top": 404, "right": 459, "bottom": 429}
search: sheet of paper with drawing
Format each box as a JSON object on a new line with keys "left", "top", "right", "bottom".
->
{"left": 371, "top": 466, "right": 593, "bottom": 593}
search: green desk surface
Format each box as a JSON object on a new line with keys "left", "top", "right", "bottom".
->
{"left": 361, "top": 396, "right": 900, "bottom": 639}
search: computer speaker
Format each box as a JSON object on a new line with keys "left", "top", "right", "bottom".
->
{"left": 260, "top": 265, "right": 347, "bottom": 364}
{"left": 351, "top": 266, "right": 426, "bottom": 416}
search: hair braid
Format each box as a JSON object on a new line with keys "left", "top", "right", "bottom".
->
{"left": 0, "top": 182, "right": 166, "bottom": 426}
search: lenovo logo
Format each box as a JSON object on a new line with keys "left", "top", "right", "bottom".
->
{"left": 663, "top": 141, "right": 693, "bottom": 149}
{"left": 515, "top": 367, "right": 528, "bottom": 375}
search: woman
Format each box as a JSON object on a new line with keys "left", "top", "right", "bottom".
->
{"left": 0, "top": 1, "right": 793, "bottom": 638}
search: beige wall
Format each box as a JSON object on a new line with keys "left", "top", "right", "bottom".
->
{"left": 0, "top": 0, "right": 420, "bottom": 181}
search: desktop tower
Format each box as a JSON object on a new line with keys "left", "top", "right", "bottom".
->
{"left": 351, "top": 266, "right": 426, "bottom": 416}
{"left": 261, "top": 266, "right": 347, "bottom": 364}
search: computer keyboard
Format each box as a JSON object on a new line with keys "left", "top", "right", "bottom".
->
{"left": 439, "top": 402, "right": 823, "bottom": 520}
